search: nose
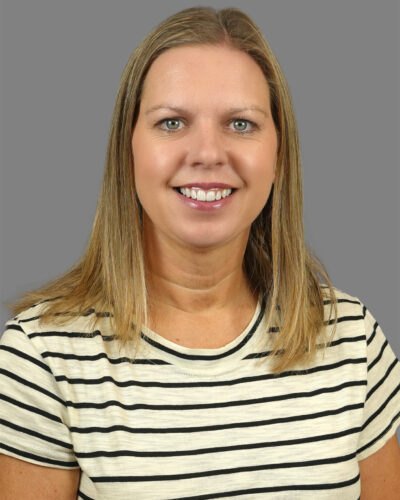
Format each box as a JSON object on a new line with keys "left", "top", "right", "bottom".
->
{"left": 185, "top": 120, "right": 228, "bottom": 169}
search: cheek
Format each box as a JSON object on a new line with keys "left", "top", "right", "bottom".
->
{"left": 132, "top": 141, "right": 177, "bottom": 215}
{"left": 245, "top": 147, "right": 276, "bottom": 209}
{"left": 243, "top": 145, "right": 276, "bottom": 183}
{"left": 133, "top": 138, "right": 176, "bottom": 183}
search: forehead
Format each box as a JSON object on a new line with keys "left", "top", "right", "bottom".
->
{"left": 140, "top": 44, "right": 271, "bottom": 107}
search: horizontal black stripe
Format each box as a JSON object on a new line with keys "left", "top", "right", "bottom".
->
{"left": 125, "top": 358, "right": 170, "bottom": 365}
{"left": 69, "top": 402, "right": 364, "bottom": 435}
{"left": 19, "top": 309, "right": 112, "bottom": 325}
{"left": 323, "top": 298, "right": 361, "bottom": 306}
{"left": 0, "top": 442, "right": 78, "bottom": 468}
{"left": 28, "top": 330, "right": 116, "bottom": 341}
{"left": 247, "top": 338, "right": 367, "bottom": 359}
{"left": 0, "top": 345, "right": 52, "bottom": 373}
{"left": 327, "top": 335, "right": 366, "bottom": 347}
{"left": 0, "top": 393, "right": 62, "bottom": 423}
{"left": 55, "top": 357, "right": 367, "bottom": 389}
{"left": 90, "top": 452, "right": 355, "bottom": 482}
{"left": 325, "top": 314, "right": 364, "bottom": 326}
{"left": 54, "top": 309, "right": 111, "bottom": 318}
{"left": 64, "top": 380, "right": 367, "bottom": 411}
{"left": 4, "top": 323, "right": 24, "bottom": 333}
{"left": 33, "top": 295, "right": 64, "bottom": 307}
{"left": 19, "top": 315, "right": 41, "bottom": 323}
{"left": 0, "top": 418, "right": 72, "bottom": 449}
{"left": 166, "top": 473, "right": 360, "bottom": 499}
{"left": 0, "top": 368, "right": 65, "bottom": 406}
{"left": 78, "top": 426, "right": 361, "bottom": 459}
{"left": 367, "top": 357, "right": 399, "bottom": 401}
{"left": 42, "top": 350, "right": 170, "bottom": 365}
{"left": 368, "top": 340, "right": 388, "bottom": 372}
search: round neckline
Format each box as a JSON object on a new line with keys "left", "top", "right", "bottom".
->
{"left": 139, "top": 296, "right": 266, "bottom": 376}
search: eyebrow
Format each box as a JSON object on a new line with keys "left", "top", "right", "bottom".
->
{"left": 145, "top": 104, "right": 268, "bottom": 117}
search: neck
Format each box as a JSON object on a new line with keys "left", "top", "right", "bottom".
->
{"left": 143, "top": 222, "right": 255, "bottom": 316}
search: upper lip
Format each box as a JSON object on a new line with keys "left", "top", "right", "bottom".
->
{"left": 175, "top": 183, "right": 235, "bottom": 189}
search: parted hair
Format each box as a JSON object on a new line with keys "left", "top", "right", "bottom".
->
{"left": 8, "top": 6, "right": 338, "bottom": 373}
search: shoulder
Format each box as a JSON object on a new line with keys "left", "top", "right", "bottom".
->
{"left": 323, "top": 285, "right": 365, "bottom": 329}
{"left": 10, "top": 297, "right": 111, "bottom": 332}
{"left": 318, "top": 285, "right": 375, "bottom": 358}
{"left": 327, "top": 285, "right": 363, "bottom": 308}
{"left": 2, "top": 299, "right": 113, "bottom": 357}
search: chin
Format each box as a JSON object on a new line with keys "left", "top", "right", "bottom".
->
{"left": 174, "top": 227, "right": 245, "bottom": 251}
{"left": 178, "top": 235, "right": 226, "bottom": 250}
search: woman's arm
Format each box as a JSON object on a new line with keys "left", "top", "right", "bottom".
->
{"left": 0, "top": 454, "right": 81, "bottom": 500}
{"left": 359, "top": 434, "right": 400, "bottom": 499}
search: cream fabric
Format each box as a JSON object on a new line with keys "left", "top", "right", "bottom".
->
{"left": 1, "top": 287, "right": 399, "bottom": 499}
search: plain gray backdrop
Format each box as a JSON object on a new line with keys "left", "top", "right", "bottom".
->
{"left": 0, "top": 1, "right": 399, "bottom": 440}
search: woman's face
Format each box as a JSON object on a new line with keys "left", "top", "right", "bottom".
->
{"left": 132, "top": 44, "right": 277, "bottom": 250}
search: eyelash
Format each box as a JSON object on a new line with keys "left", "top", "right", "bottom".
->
{"left": 156, "top": 117, "right": 258, "bottom": 135}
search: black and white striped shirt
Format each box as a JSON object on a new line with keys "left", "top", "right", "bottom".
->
{"left": 1, "top": 287, "right": 399, "bottom": 499}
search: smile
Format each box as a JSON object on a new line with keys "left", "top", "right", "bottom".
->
{"left": 177, "top": 187, "right": 233, "bottom": 202}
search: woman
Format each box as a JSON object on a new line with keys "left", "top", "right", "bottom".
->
{"left": 0, "top": 6, "right": 399, "bottom": 499}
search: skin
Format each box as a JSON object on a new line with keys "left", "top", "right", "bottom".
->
{"left": 358, "top": 434, "right": 400, "bottom": 499}
{"left": 1, "top": 43, "right": 399, "bottom": 498}
{"left": 0, "top": 454, "right": 80, "bottom": 499}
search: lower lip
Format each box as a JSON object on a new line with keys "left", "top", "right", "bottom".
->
{"left": 175, "top": 190, "right": 235, "bottom": 211}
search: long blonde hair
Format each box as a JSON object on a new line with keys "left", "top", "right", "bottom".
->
{"left": 8, "top": 6, "right": 337, "bottom": 373}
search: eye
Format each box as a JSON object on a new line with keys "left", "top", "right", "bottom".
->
{"left": 231, "top": 118, "right": 257, "bottom": 134}
{"left": 158, "top": 118, "right": 182, "bottom": 131}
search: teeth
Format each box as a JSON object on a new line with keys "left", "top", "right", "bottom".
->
{"left": 178, "top": 187, "right": 232, "bottom": 201}
{"left": 197, "top": 190, "right": 206, "bottom": 201}
{"left": 206, "top": 191, "right": 215, "bottom": 201}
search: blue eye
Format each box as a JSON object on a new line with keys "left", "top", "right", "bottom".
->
{"left": 233, "top": 119, "right": 249, "bottom": 131}
{"left": 232, "top": 119, "right": 257, "bottom": 133}
{"left": 160, "top": 118, "right": 181, "bottom": 131}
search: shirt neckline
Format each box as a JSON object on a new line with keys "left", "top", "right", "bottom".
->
{"left": 139, "top": 296, "right": 266, "bottom": 376}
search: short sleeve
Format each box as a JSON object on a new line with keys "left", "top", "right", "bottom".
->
{"left": 0, "top": 320, "right": 78, "bottom": 468}
{"left": 356, "top": 304, "right": 400, "bottom": 461}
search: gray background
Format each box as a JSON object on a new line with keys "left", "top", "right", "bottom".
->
{"left": 0, "top": 0, "right": 399, "bottom": 438}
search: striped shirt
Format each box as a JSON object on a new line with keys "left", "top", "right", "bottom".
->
{"left": 0, "top": 287, "right": 399, "bottom": 499}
